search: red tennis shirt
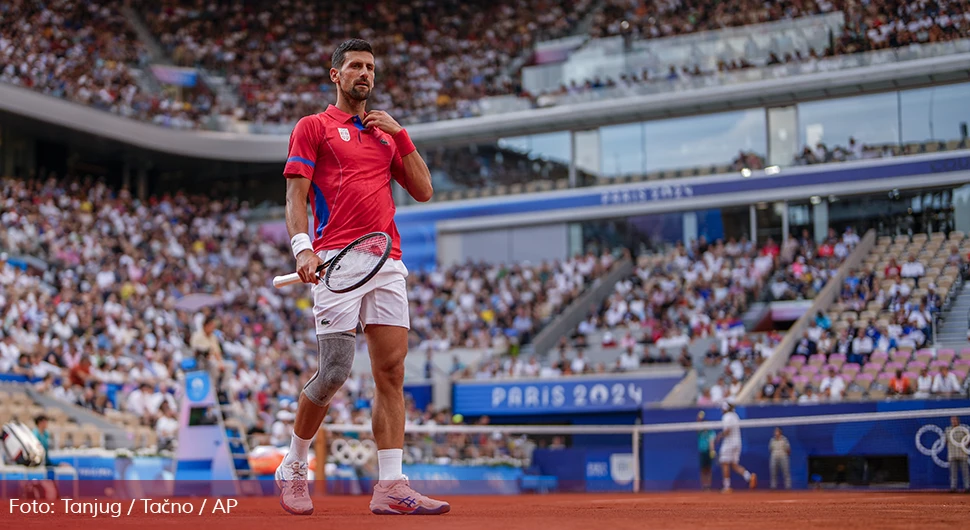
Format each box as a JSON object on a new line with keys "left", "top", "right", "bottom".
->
{"left": 283, "top": 105, "right": 405, "bottom": 259}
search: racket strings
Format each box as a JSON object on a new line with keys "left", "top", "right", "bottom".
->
{"left": 326, "top": 234, "right": 389, "bottom": 291}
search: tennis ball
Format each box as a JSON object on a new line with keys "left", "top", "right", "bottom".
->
{"left": 452, "top": 414, "right": 463, "bottom": 424}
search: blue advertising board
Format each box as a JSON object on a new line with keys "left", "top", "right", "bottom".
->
{"left": 639, "top": 399, "right": 970, "bottom": 491}
{"left": 403, "top": 382, "right": 433, "bottom": 411}
{"left": 395, "top": 152, "right": 970, "bottom": 270}
{"left": 452, "top": 375, "right": 681, "bottom": 416}
{"left": 531, "top": 448, "right": 635, "bottom": 493}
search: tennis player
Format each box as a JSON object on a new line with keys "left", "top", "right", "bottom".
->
{"left": 277, "top": 38, "right": 447, "bottom": 516}
{"left": 715, "top": 400, "right": 757, "bottom": 493}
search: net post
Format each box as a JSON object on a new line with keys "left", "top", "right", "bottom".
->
{"left": 632, "top": 428, "right": 641, "bottom": 493}
{"left": 315, "top": 426, "right": 328, "bottom": 497}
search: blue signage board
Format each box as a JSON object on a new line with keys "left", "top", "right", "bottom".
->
{"left": 639, "top": 399, "right": 970, "bottom": 491}
{"left": 396, "top": 153, "right": 970, "bottom": 270}
{"left": 452, "top": 375, "right": 681, "bottom": 416}
{"left": 403, "top": 382, "right": 433, "bottom": 411}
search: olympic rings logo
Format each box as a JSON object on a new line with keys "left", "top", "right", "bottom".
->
{"left": 915, "top": 424, "right": 970, "bottom": 468}
{"left": 330, "top": 437, "right": 377, "bottom": 467}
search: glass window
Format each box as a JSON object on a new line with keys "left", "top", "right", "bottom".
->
{"left": 498, "top": 132, "right": 571, "bottom": 164}
{"left": 643, "top": 109, "right": 767, "bottom": 173}
{"left": 900, "top": 83, "right": 970, "bottom": 144}
{"left": 599, "top": 122, "right": 645, "bottom": 178}
{"left": 425, "top": 133, "right": 573, "bottom": 193}
{"left": 797, "top": 92, "right": 900, "bottom": 155}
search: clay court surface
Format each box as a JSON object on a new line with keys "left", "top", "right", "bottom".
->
{"left": 5, "top": 492, "right": 970, "bottom": 529}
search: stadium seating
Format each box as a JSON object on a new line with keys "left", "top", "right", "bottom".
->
{"left": 0, "top": 175, "right": 641, "bottom": 453}
{"left": 761, "top": 231, "right": 970, "bottom": 403}
{"left": 135, "top": 0, "right": 597, "bottom": 126}
{"left": 4, "top": 0, "right": 969, "bottom": 132}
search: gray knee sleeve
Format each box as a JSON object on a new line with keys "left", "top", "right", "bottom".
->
{"left": 302, "top": 331, "right": 355, "bottom": 407}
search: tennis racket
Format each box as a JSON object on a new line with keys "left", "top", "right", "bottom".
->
{"left": 272, "top": 232, "right": 391, "bottom": 292}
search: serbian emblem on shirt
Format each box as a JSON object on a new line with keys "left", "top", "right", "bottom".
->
{"left": 338, "top": 128, "right": 351, "bottom": 142}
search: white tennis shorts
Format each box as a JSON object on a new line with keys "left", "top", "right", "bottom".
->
{"left": 719, "top": 443, "right": 741, "bottom": 465}
{"left": 311, "top": 249, "right": 410, "bottom": 334}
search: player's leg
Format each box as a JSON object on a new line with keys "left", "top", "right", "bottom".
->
{"left": 277, "top": 279, "right": 362, "bottom": 515}
{"left": 782, "top": 456, "right": 791, "bottom": 489}
{"left": 365, "top": 324, "right": 408, "bottom": 463}
{"left": 360, "top": 269, "right": 449, "bottom": 515}
{"left": 731, "top": 462, "right": 756, "bottom": 488}
{"left": 720, "top": 462, "right": 732, "bottom": 492}
{"left": 770, "top": 455, "right": 778, "bottom": 489}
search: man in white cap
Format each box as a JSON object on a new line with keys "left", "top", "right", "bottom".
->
{"left": 715, "top": 399, "right": 757, "bottom": 492}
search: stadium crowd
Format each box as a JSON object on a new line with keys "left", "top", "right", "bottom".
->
{"left": 408, "top": 251, "right": 618, "bottom": 354}
{"left": 757, "top": 231, "right": 970, "bottom": 404}
{"left": 0, "top": 175, "right": 626, "bottom": 455}
{"left": 0, "top": 0, "right": 217, "bottom": 129}
{"left": 585, "top": 236, "right": 775, "bottom": 341}
{"left": 137, "top": 0, "right": 596, "bottom": 126}
{"left": 593, "top": 0, "right": 970, "bottom": 48}
{"left": 3, "top": 0, "right": 969, "bottom": 130}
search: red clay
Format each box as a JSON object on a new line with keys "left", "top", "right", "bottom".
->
{"left": 5, "top": 492, "right": 970, "bottom": 529}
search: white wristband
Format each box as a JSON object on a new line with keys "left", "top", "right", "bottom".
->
{"left": 291, "top": 233, "right": 313, "bottom": 259}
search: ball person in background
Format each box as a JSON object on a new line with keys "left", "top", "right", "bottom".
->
{"left": 769, "top": 427, "right": 791, "bottom": 490}
{"left": 945, "top": 416, "right": 970, "bottom": 493}
{"left": 715, "top": 400, "right": 757, "bottom": 493}
{"left": 277, "top": 38, "right": 447, "bottom": 516}
{"left": 697, "top": 411, "right": 716, "bottom": 491}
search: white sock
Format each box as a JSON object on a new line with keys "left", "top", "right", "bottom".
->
{"left": 284, "top": 432, "right": 312, "bottom": 464}
{"left": 723, "top": 477, "right": 730, "bottom": 489}
{"left": 378, "top": 448, "right": 404, "bottom": 481}
{"left": 743, "top": 470, "right": 751, "bottom": 481}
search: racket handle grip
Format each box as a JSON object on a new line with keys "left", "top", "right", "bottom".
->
{"left": 273, "top": 272, "right": 303, "bottom": 288}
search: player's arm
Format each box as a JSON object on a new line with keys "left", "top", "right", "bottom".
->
{"left": 284, "top": 117, "right": 326, "bottom": 284}
{"left": 363, "top": 110, "right": 433, "bottom": 202}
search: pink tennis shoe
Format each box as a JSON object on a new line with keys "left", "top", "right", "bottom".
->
{"left": 369, "top": 477, "right": 451, "bottom": 515}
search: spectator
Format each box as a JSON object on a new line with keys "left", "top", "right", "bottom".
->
{"left": 889, "top": 370, "right": 913, "bottom": 396}
{"left": 914, "top": 368, "right": 934, "bottom": 399}
{"left": 798, "top": 385, "right": 821, "bottom": 404}
{"left": 769, "top": 427, "right": 792, "bottom": 490}
{"left": 933, "top": 366, "right": 962, "bottom": 397}
{"left": 820, "top": 368, "right": 846, "bottom": 402}
{"left": 619, "top": 347, "right": 640, "bottom": 371}
{"left": 32, "top": 415, "right": 51, "bottom": 467}
{"left": 900, "top": 254, "right": 926, "bottom": 279}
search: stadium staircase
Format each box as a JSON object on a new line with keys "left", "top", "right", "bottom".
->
{"left": 123, "top": 7, "right": 241, "bottom": 109}
{"left": 215, "top": 391, "right": 260, "bottom": 492}
{"left": 934, "top": 282, "right": 970, "bottom": 348}
{"left": 119, "top": 6, "right": 169, "bottom": 95}
{"left": 530, "top": 256, "right": 634, "bottom": 358}
{"left": 737, "top": 229, "right": 879, "bottom": 403}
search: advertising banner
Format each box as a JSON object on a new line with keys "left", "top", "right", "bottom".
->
{"left": 453, "top": 375, "right": 681, "bottom": 416}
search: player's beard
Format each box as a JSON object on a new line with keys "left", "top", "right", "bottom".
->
{"left": 343, "top": 81, "right": 371, "bottom": 102}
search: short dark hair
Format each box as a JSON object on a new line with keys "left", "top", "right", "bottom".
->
{"left": 332, "top": 39, "right": 373, "bottom": 69}
{"left": 35, "top": 414, "right": 48, "bottom": 424}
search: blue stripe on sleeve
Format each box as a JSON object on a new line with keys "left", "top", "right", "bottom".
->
{"left": 287, "top": 156, "right": 316, "bottom": 168}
